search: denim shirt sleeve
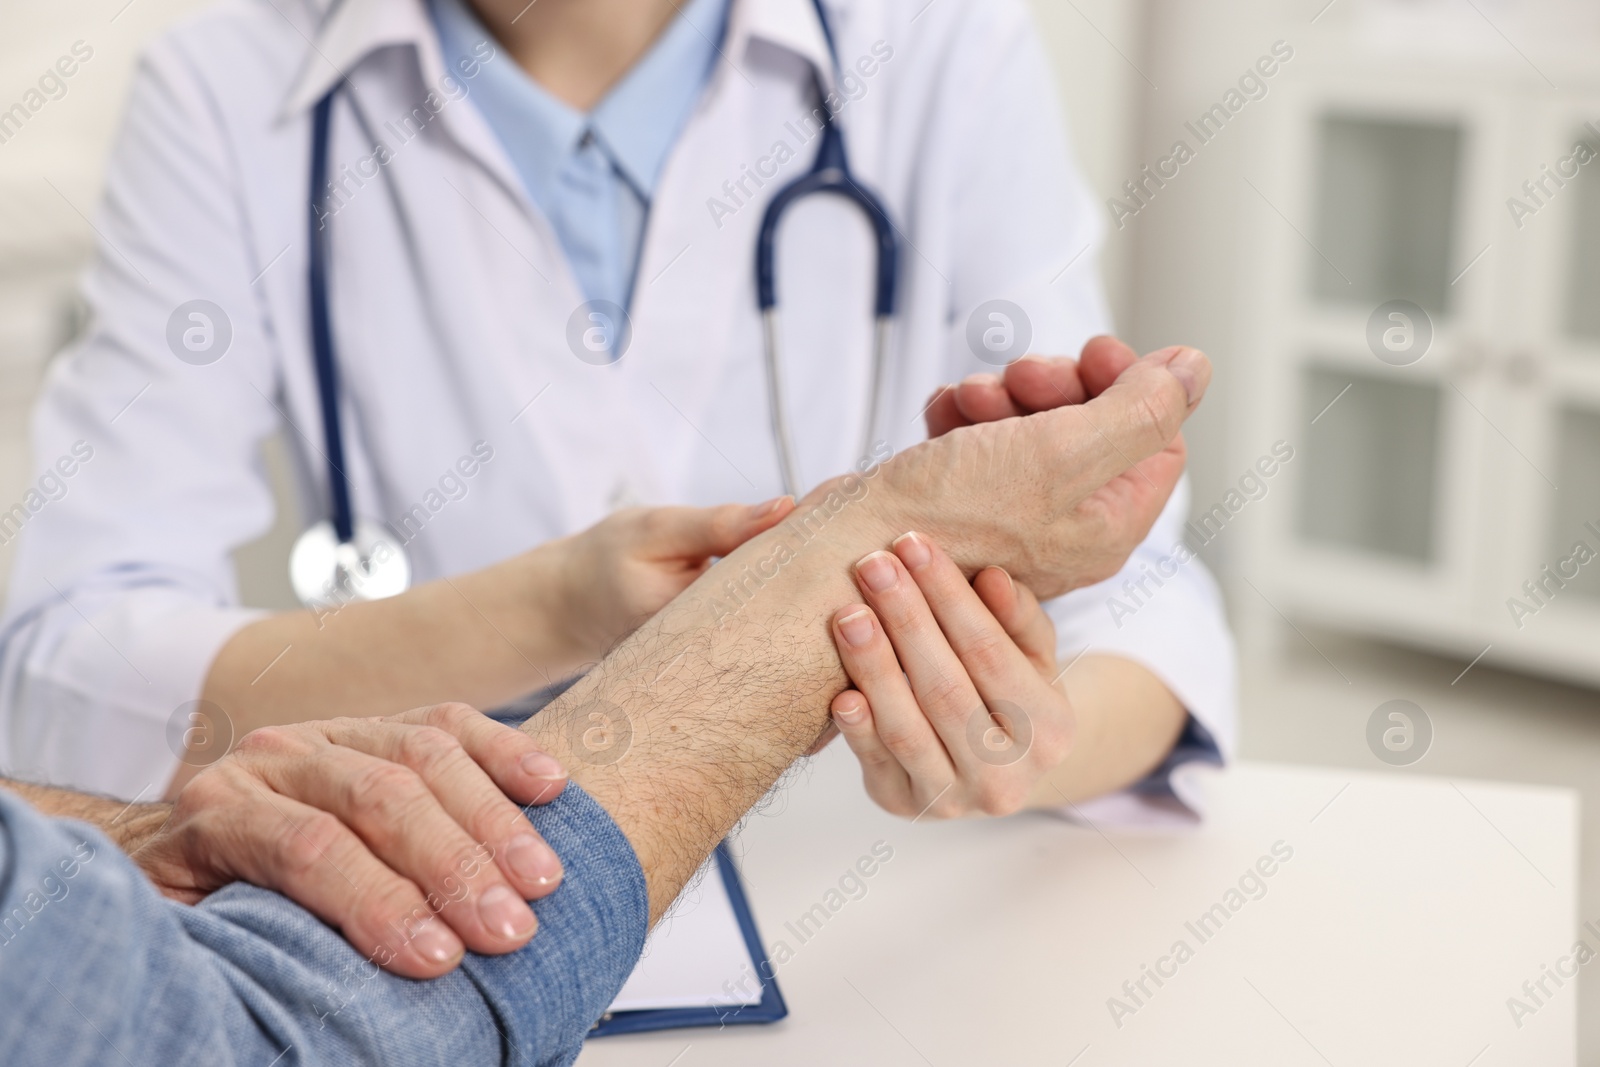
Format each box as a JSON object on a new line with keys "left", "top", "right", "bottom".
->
{"left": 0, "top": 783, "right": 647, "bottom": 1067}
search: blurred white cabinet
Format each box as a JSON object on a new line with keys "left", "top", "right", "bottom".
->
{"left": 1238, "top": 59, "right": 1600, "bottom": 688}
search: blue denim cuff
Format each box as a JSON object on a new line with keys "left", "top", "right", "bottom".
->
{"left": 464, "top": 781, "right": 650, "bottom": 1064}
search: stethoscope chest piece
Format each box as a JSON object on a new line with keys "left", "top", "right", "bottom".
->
{"left": 290, "top": 519, "right": 411, "bottom": 610}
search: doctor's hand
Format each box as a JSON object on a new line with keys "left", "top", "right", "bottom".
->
{"left": 924, "top": 335, "right": 1140, "bottom": 438}
{"left": 826, "top": 532, "right": 1072, "bottom": 818}
{"left": 549, "top": 498, "right": 796, "bottom": 663}
{"left": 130, "top": 704, "right": 568, "bottom": 979}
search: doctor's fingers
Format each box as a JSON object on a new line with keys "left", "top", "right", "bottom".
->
{"left": 970, "top": 566, "right": 1058, "bottom": 674}
{"left": 829, "top": 689, "right": 918, "bottom": 816}
{"left": 316, "top": 715, "right": 566, "bottom": 900}
{"left": 247, "top": 728, "right": 543, "bottom": 958}
{"left": 849, "top": 551, "right": 1013, "bottom": 787}
{"left": 887, "top": 536, "right": 1071, "bottom": 780}
{"left": 627, "top": 497, "right": 795, "bottom": 561}
{"left": 830, "top": 608, "right": 957, "bottom": 818}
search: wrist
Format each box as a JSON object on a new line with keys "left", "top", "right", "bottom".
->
{"left": 507, "top": 538, "right": 587, "bottom": 677}
{"left": 112, "top": 802, "right": 175, "bottom": 854}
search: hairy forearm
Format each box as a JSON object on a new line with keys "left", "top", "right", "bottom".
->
{"left": 1027, "top": 656, "right": 1187, "bottom": 807}
{"left": 1, "top": 779, "right": 172, "bottom": 852}
{"left": 192, "top": 545, "right": 581, "bottom": 793}
{"left": 522, "top": 481, "right": 902, "bottom": 922}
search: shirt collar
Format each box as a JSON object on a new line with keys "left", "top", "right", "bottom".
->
{"left": 589, "top": 0, "right": 730, "bottom": 197}
{"left": 430, "top": 0, "right": 581, "bottom": 207}
{"left": 281, "top": 0, "right": 837, "bottom": 123}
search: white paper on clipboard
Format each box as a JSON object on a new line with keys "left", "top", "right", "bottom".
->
{"left": 607, "top": 855, "right": 764, "bottom": 1012}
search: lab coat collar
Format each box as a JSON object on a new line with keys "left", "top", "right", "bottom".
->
{"left": 726, "top": 0, "right": 840, "bottom": 96}
{"left": 280, "top": 0, "right": 443, "bottom": 119}
{"left": 280, "top": 0, "right": 839, "bottom": 121}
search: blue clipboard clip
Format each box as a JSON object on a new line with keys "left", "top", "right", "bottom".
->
{"left": 590, "top": 843, "right": 788, "bottom": 1037}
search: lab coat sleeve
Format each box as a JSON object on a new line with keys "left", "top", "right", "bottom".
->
{"left": 0, "top": 35, "right": 281, "bottom": 798}
{"left": 925, "top": 0, "right": 1237, "bottom": 818}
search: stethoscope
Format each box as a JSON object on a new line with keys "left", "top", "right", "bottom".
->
{"left": 757, "top": 0, "right": 900, "bottom": 496}
{"left": 287, "top": 88, "right": 412, "bottom": 610}
{"left": 289, "top": 0, "right": 898, "bottom": 610}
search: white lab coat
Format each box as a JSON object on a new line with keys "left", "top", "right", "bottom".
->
{"left": 0, "top": 0, "right": 1236, "bottom": 806}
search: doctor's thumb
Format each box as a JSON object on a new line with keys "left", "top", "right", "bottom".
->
{"left": 644, "top": 497, "right": 795, "bottom": 560}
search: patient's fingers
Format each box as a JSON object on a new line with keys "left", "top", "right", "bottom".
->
{"left": 218, "top": 784, "right": 465, "bottom": 979}
{"left": 1076, "top": 335, "right": 1139, "bottom": 397}
{"left": 1000, "top": 355, "right": 1089, "bottom": 413}
{"left": 923, "top": 384, "right": 966, "bottom": 438}
{"left": 953, "top": 373, "right": 1023, "bottom": 425}
{"left": 322, "top": 713, "right": 566, "bottom": 901}
{"left": 390, "top": 703, "right": 568, "bottom": 808}
{"left": 831, "top": 601, "right": 955, "bottom": 814}
{"left": 260, "top": 732, "right": 541, "bottom": 958}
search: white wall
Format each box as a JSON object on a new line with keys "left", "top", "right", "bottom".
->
{"left": 0, "top": 0, "right": 212, "bottom": 599}
{"left": 1025, "top": 0, "right": 1145, "bottom": 333}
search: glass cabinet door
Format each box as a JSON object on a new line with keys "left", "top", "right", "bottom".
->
{"left": 1242, "top": 80, "right": 1507, "bottom": 638}
{"left": 1495, "top": 101, "right": 1600, "bottom": 668}
{"left": 1310, "top": 115, "right": 1464, "bottom": 319}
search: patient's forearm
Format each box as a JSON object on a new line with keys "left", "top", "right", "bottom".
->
{"left": 1, "top": 778, "right": 172, "bottom": 852}
{"left": 521, "top": 493, "right": 898, "bottom": 922}
{"left": 1027, "top": 656, "right": 1187, "bottom": 807}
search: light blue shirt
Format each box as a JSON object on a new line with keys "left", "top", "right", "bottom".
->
{"left": 430, "top": 0, "right": 730, "bottom": 311}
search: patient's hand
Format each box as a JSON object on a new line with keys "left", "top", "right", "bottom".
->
{"left": 131, "top": 704, "right": 568, "bottom": 979}
{"left": 833, "top": 338, "right": 1208, "bottom": 600}
{"left": 826, "top": 533, "right": 1070, "bottom": 818}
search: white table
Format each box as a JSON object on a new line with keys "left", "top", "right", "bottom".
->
{"left": 577, "top": 747, "right": 1578, "bottom": 1066}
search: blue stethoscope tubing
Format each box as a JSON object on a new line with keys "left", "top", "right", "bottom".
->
{"left": 288, "top": 87, "right": 413, "bottom": 610}
{"left": 308, "top": 92, "right": 353, "bottom": 547}
{"left": 756, "top": 0, "right": 900, "bottom": 495}
{"left": 296, "top": 0, "right": 899, "bottom": 604}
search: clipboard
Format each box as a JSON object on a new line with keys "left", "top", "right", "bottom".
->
{"left": 591, "top": 843, "right": 788, "bottom": 1037}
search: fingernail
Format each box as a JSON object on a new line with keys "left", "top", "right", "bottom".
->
{"left": 967, "top": 372, "right": 1001, "bottom": 387}
{"left": 519, "top": 751, "right": 567, "bottom": 781}
{"left": 892, "top": 531, "right": 931, "bottom": 570}
{"left": 856, "top": 552, "right": 898, "bottom": 592}
{"left": 507, "top": 833, "right": 564, "bottom": 888}
{"left": 410, "top": 917, "right": 463, "bottom": 964}
{"left": 749, "top": 496, "right": 789, "bottom": 519}
{"left": 837, "top": 608, "right": 875, "bottom": 648}
{"left": 996, "top": 566, "right": 1015, "bottom": 596}
{"left": 1165, "top": 347, "right": 1206, "bottom": 405}
{"left": 478, "top": 884, "right": 537, "bottom": 942}
{"left": 834, "top": 700, "right": 866, "bottom": 726}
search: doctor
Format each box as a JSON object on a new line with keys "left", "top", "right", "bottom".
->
{"left": 0, "top": 0, "right": 1233, "bottom": 813}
